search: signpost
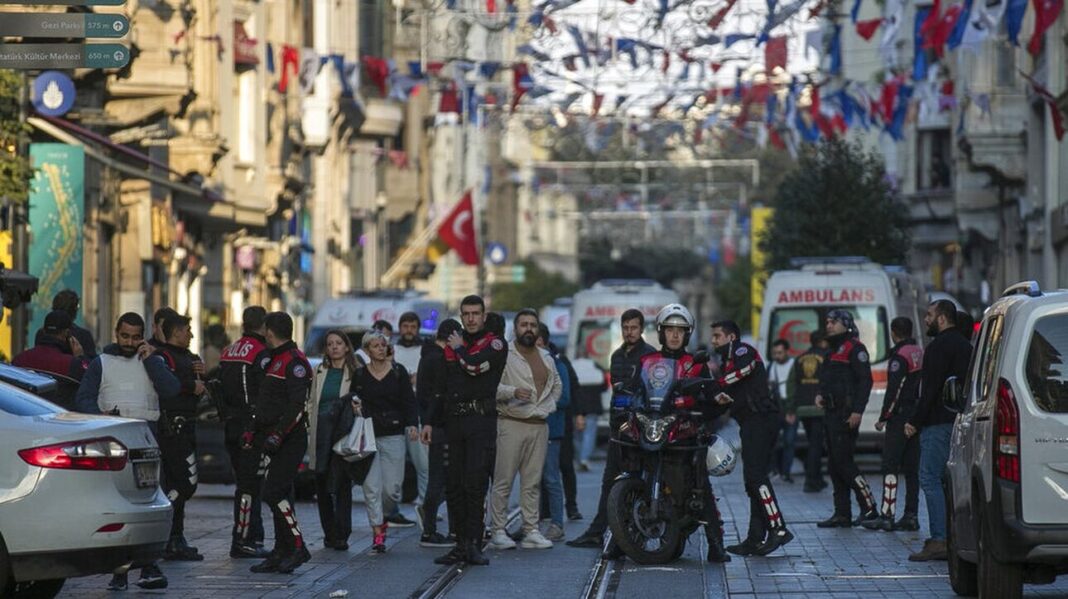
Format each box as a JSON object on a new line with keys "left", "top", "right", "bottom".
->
{"left": 0, "top": 43, "right": 129, "bottom": 69}
{"left": 0, "top": 13, "right": 128, "bottom": 38}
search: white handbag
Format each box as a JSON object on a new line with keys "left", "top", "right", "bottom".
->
{"left": 333, "top": 415, "right": 377, "bottom": 462}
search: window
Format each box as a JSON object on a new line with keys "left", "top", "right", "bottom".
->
{"left": 237, "top": 70, "right": 257, "bottom": 163}
{"left": 917, "top": 129, "right": 952, "bottom": 190}
{"left": 976, "top": 315, "right": 1004, "bottom": 402}
{"left": 1025, "top": 314, "right": 1068, "bottom": 412}
{"left": 0, "top": 382, "right": 63, "bottom": 416}
{"left": 359, "top": 0, "right": 385, "bottom": 59}
{"left": 767, "top": 306, "right": 890, "bottom": 362}
{"left": 573, "top": 320, "right": 657, "bottom": 370}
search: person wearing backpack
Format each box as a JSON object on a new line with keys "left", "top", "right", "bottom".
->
{"left": 350, "top": 332, "right": 420, "bottom": 554}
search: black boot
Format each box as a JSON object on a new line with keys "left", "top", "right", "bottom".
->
{"left": 816, "top": 514, "right": 852, "bottom": 528}
{"left": 163, "top": 535, "right": 204, "bottom": 561}
{"left": 276, "top": 546, "right": 311, "bottom": 574}
{"left": 853, "top": 510, "right": 878, "bottom": 527}
{"left": 231, "top": 541, "right": 270, "bottom": 559}
{"left": 249, "top": 550, "right": 283, "bottom": 573}
{"left": 725, "top": 538, "right": 762, "bottom": 556}
{"left": 707, "top": 535, "right": 731, "bottom": 563}
{"left": 894, "top": 513, "right": 920, "bottom": 531}
{"left": 465, "top": 540, "right": 489, "bottom": 566}
{"left": 752, "top": 529, "right": 794, "bottom": 556}
{"left": 434, "top": 541, "right": 467, "bottom": 565}
{"left": 861, "top": 515, "right": 894, "bottom": 531}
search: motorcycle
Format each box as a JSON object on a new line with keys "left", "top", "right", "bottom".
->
{"left": 606, "top": 352, "right": 717, "bottom": 565}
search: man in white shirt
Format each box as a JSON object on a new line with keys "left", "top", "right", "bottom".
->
{"left": 392, "top": 312, "right": 430, "bottom": 522}
{"left": 768, "top": 339, "right": 798, "bottom": 483}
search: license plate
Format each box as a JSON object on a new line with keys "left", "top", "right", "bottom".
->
{"left": 134, "top": 461, "right": 159, "bottom": 488}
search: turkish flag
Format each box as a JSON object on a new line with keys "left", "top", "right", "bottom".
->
{"left": 1028, "top": 0, "right": 1064, "bottom": 56}
{"left": 437, "top": 192, "right": 479, "bottom": 265}
{"left": 855, "top": 18, "right": 883, "bottom": 40}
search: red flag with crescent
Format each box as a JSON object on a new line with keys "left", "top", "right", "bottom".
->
{"left": 437, "top": 192, "right": 479, "bottom": 265}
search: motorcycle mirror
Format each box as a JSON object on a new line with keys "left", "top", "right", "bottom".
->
{"left": 692, "top": 350, "right": 711, "bottom": 364}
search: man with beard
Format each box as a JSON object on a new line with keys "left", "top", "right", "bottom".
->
{"left": 392, "top": 311, "right": 430, "bottom": 524}
{"left": 487, "top": 309, "right": 562, "bottom": 551}
{"left": 815, "top": 310, "right": 877, "bottom": 528}
{"left": 74, "top": 312, "right": 177, "bottom": 590}
{"left": 905, "top": 300, "right": 972, "bottom": 561}
{"left": 568, "top": 308, "right": 657, "bottom": 554}
{"left": 430, "top": 295, "right": 508, "bottom": 567}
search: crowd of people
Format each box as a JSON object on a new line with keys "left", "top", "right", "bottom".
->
{"left": 9, "top": 288, "right": 974, "bottom": 587}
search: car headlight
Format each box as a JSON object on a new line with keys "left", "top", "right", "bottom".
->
{"left": 635, "top": 414, "right": 676, "bottom": 443}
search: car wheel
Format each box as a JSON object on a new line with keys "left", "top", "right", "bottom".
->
{"left": 945, "top": 487, "right": 977, "bottom": 597}
{"left": 976, "top": 512, "right": 1022, "bottom": 599}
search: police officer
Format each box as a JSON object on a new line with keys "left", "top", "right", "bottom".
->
{"left": 429, "top": 295, "right": 507, "bottom": 567}
{"left": 861, "top": 317, "right": 922, "bottom": 532}
{"left": 635, "top": 305, "right": 730, "bottom": 563}
{"left": 215, "top": 306, "right": 273, "bottom": 558}
{"left": 710, "top": 320, "right": 794, "bottom": 557}
{"left": 153, "top": 312, "right": 206, "bottom": 561}
{"left": 249, "top": 312, "right": 313, "bottom": 574}
{"left": 793, "top": 331, "right": 829, "bottom": 492}
{"left": 568, "top": 308, "right": 657, "bottom": 553}
{"left": 816, "top": 309, "right": 877, "bottom": 527}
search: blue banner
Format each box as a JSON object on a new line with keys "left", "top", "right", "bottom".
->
{"left": 28, "top": 143, "right": 84, "bottom": 338}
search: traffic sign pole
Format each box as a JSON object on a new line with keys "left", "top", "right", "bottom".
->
{"left": 0, "top": 43, "right": 130, "bottom": 69}
{"left": 0, "top": 14, "right": 129, "bottom": 39}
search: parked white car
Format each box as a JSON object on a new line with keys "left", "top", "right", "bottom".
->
{"left": 944, "top": 281, "right": 1068, "bottom": 599}
{"left": 0, "top": 363, "right": 171, "bottom": 598}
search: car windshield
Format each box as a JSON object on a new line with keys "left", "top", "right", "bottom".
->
{"left": 574, "top": 319, "right": 658, "bottom": 370}
{"left": 768, "top": 305, "right": 890, "bottom": 362}
{"left": 0, "top": 382, "right": 64, "bottom": 417}
{"left": 1025, "top": 314, "right": 1068, "bottom": 413}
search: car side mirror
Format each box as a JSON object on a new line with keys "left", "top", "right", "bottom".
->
{"left": 693, "top": 350, "right": 711, "bottom": 364}
{"left": 943, "top": 376, "right": 965, "bottom": 413}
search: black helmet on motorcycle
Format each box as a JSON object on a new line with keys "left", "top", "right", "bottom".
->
{"left": 656, "top": 304, "right": 695, "bottom": 348}
{"left": 825, "top": 309, "right": 857, "bottom": 334}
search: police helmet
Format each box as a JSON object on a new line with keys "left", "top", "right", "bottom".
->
{"left": 706, "top": 435, "right": 737, "bottom": 476}
{"left": 656, "top": 304, "right": 695, "bottom": 347}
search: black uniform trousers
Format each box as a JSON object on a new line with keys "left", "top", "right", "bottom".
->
{"left": 262, "top": 427, "right": 308, "bottom": 555}
{"left": 314, "top": 460, "right": 353, "bottom": 544}
{"left": 423, "top": 436, "right": 451, "bottom": 537}
{"left": 824, "top": 411, "right": 869, "bottom": 516}
{"left": 588, "top": 414, "right": 624, "bottom": 536}
{"left": 739, "top": 412, "right": 783, "bottom": 541}
{"left": 444, "top": 413, "right": 497, "bottom": 542}
{"left": 800, "top": 417, "right": 826, "bottom": 487}
{"left": 158, "top": 418, "right": 198, "bottom": 540}
{"left": 225, "top": 418, "right": 265, "bottom": 544}
{"left": 560, "top": 429, "right": 579, "bottom": 515}
{"left": 881, "top": 415, "right": 920, "bottom": 515}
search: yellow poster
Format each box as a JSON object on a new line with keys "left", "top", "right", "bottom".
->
{"left": 0, "top": 230, "right": 12, "bottom": 361}
{"left": 750, "top": 207, "right": 773, "bottom": 339}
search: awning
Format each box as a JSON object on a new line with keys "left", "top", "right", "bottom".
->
{"left": 29, "top": 116, "right": 266, "bottom": 228}
{"left": 234, "top": 21, "right": 259, "bottom": 67}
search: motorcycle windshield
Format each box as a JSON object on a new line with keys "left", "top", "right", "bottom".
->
{"left": 640, "top": 356, "right": 677, "bottom": 411}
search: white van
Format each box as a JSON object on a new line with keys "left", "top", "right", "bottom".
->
{"left": 304, "top": 290, "right": 447, "bottom": 365}
{"left": 757, "top": 258, "right": 925, "bottom": 450}
{"left": 567, "top": 279, "right": 681, "bottom": 415}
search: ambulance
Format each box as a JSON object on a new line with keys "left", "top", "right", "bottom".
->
{"left": 540, "top": 297, "right": 573, "bottom": 351}
{"left": 566, "top": 279, "right": 681, "bottom": 416}
{"left": 304, "top": 290, "right": 447, "bottom": 367}
{"left": 757, "top": 258, "right": 926, "bottom": 450}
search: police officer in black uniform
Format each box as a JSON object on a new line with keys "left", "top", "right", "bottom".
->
{"left": 249, "top": 312, "right": 313, "bottom": 574}
{"left": 816, "top": 309, "right": 877, "bottom": 528}
{"left": 153, "top": 312, "right": 206, "bottom": 561}
{"left": 568, "top": 308, "right": 657, "bottom": 553}
{"left": 710, "top": 320, "right": 794, "bottom": 557}
{"left": 430, "top": 295, "right": 507, "bottom": 567}
{"left": 214, "top": 306, "right": 273, "bottom": 557}
{"left": 861, "top": 317, "right": 922, "bottom": 532}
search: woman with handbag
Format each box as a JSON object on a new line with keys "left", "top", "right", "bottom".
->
{"left": 307, "top": 330, "right": 359, "bottom": 550}
{"left": 351, "top": 331, "right": 420, "bottom": 554}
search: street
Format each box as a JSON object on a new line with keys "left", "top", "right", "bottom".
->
{"left": 57, "top": 450, "right": 1068, "bottom": 599}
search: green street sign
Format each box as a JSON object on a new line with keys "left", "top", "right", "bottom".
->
{"left": 0, "top": 0, "right": 125, "bottom": 4}
{"left": 0, "top": 14, "right": 129, "bottom": 38}
{"left": 0, "top": 43, "right": 129, "bottom": 69}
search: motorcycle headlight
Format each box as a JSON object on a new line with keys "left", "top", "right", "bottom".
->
{"left": 636, "top": 414, "right": 676, "bottom": 443}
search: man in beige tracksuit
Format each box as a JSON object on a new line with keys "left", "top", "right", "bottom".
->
{"left": 488, "top": 309, "right": 562, "bottom": 550}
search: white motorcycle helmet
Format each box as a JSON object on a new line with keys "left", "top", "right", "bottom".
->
{"left": 656, "top": 304, "right": 695, "bottom": 347}
{"left": 706, "top": 434, "right": 738, "bottom": 477}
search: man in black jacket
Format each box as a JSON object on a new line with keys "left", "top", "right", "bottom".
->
{"left": 905, "top": 300, "right": 972, "bottom": 562}
{"left": 250, "top": 312, "right": 314, "bottom": 574}
{"left": 52, "top": 289, "right": 97, "bottom": 359}
{"left": 153, "top": 313, "right": 207, "bottom": 561}
{"left": 216, "top": 306, "right": 272, "bottom": 558}
{"left": 431, "top": 295, "right": 507, "bottom": 567}
{"left": 568, "top": 308, "right": 656, "bottom": 552}
{"left": 712, "top": 320, "right": 793, "bottom": 557}
{"left": 418, "top": 319, "right": 463, "bottom": 548}
{"left": 861, "top": 317, "right": 922, "bottom": 532}
{"left": 815, "top": 310, "right": 877, "bottom": 529}
{"left": 793, "top": 331, "right": 829, "bottom": 492}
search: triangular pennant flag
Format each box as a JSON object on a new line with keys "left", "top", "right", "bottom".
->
{"left": 856, "top": 18, "right": 883, "bottom": 40}
{"left": 298, "top": 48, "right": 325, "bottom": 94}
{"left": 362, "top": 56, "right": 390, "bottom": 96}
{"left": 1006, "top": 0, "right": 1028, "bottom": 44}
{"left": 278, "top": 44, "right": 299, "bottom": 93}
{"left": 265, "top": 42, "right": 275, "bottom": 74}
{"left": 1028, "top": 0, "right": 1064, "bottom": 56}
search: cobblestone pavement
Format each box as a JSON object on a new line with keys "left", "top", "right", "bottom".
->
{"left": 57, "top": 451, "right": 1068, "bottom": 598}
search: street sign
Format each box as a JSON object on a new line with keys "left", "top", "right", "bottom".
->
{"left": 0, "top": 13, "right": 129, "bottom": 39}
{"left": 32, "top": 71, "right": 76, "bottom": 117}
{"left": 0, "top": 43, "right": 129, "bottom": 69}
{"left": 485, "top": 242, "right": 509, "bottom": 265}
{"left": 0, "top": 0, "right": 125, "bottom": 4}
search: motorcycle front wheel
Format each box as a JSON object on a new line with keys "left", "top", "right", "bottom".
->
{"left": 607, "top": 478, "right": 683, "bottom": 565}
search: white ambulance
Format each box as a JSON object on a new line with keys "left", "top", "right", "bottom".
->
{"left": 540, "top": 297, "right": 573, "bottom": 351}
{"left": 567, "top": 279, "right": 681, "bottom": 416}
{"left": 757, "top": 258, "right": 926, "bottom": 450}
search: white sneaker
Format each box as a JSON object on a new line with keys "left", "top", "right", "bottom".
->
{"left": 520, "top": 530, "right": 553, "bottom": 549}
{"left": 489, "top": 530, "right": 517, "bottom": 550}
{"left": 545, "top": 523, "right": 565, "bottom": 542}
